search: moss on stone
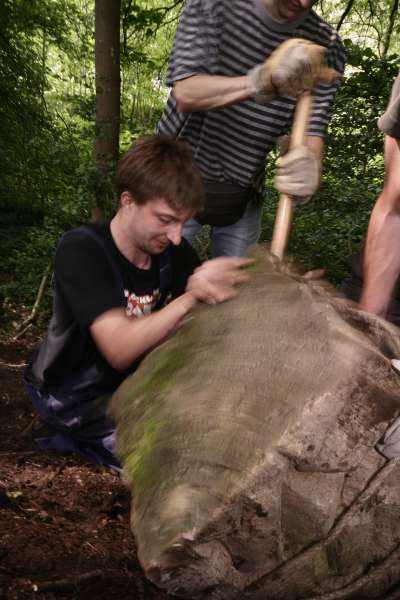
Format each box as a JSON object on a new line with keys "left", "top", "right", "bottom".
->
{"left": 313, "top": 548, "right": 333, "bottom": 579}
{"left": 132, "top": 343, "right": 190, "bottom": 402}
{"left": 124, "top": 417, "right": 167, "bottom": 486}
{"left": 241, "top": 259, "right": 262, "bottom": 273}
{"left": 118, "top": 333, "right": 197, "bottom": 485}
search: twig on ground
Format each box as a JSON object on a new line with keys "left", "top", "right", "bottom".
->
{"left": 12, "top": 323, "right": 32, "bottom": 340}
{"left": 0, "top": 360, "right": 27, "bottom": 368}
{"left": 35, "top": 569, "right": 105, "bottom": 592}
{"left": 20, "top": 415, "right": 39, "bottom": 438}
{"left": 0, "top": 450, "right": 40, "bottom": 457}
{"left": 12, "top": 264, "right": 51, "bottom": 340}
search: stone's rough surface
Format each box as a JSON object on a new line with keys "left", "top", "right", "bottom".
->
{"left": 110, "top": 248, "right": 400, "bottom": 600}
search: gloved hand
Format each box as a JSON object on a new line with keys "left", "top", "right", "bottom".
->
{"left": 274, "top": 144, "right": 320, "bottom": 204}
{"left": 248, "top": 38, "right": 339, "bottom": 103}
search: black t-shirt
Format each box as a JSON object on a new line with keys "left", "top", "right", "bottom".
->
{"left": 26, "top": 221, "right": 200, "bottom": 393}
{"left": 55, "top": 221, "right": 199, "bottom": 327}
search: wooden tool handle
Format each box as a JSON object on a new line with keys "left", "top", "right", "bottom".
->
{"left": 270, "top": 92, "right": 313, "bottom": 260}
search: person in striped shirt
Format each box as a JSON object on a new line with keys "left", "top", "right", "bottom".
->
{"left": 158, "top": 0, "right": 345, "bottom": 257}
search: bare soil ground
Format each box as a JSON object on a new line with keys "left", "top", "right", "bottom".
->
{"left": 0, "top": 335, "right": 174, "bottom": 600}
{"left": 1, "top": 328, "right": 398, "bottom": 600}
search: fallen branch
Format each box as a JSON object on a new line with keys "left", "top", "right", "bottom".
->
{"left": 13, "top": 264, "right": 51, "bottom": 340}
{"left": 20, "top": 416, "right": 39, "bottom": 438}
{"left": 0, "top": 360, "right": 27, "bottom": 368}
{"left": 12, "top": 322, "right": 32, "bottom": 340}
{"left": 35, "top": 569, "right": 105, "bottom": 592}
{"left": 0, "top": 450, "right": 40, "bottom": 457}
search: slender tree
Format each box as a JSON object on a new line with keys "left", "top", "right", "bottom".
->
{"left": 337, "top": 0, "right": 356, "bottom": 31}
{"left": 94, "top": 0, "right": 121, "bottom": 214}
{"left": 382, "top": 0, "right": 399, "bottom": 57}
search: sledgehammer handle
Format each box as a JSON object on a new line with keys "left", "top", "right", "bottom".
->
{"left": 271, "top": 92, "right": 313, "bottom": 260}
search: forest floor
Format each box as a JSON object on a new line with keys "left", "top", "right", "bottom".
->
{"left": 0, "top": 330, "right": 174, "bottom": 600}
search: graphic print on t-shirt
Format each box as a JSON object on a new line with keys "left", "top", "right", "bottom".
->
{"left": 125, "top": 288, "right": 160, "bottom": 318}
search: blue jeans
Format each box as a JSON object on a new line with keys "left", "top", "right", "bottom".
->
{"left": 183, "top": 200, "right": 263, "bottom": 257}
{"left": 25, "top": 381, "right": 121, "bottom": 472}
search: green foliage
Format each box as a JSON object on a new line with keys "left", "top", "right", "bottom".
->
{"left": 0, "top": 0, "right": 105, "bottom": 319}
{"left": 119, "top": 0, "right": 179, "bottom": 142}
{"left": 0, "top": 0, "right": 82, "bottom": 213}
{"left": 0, "top": 225, "right": 55, "bottom": 305}
{"left": 1, "top": 0, "right": 400, "bottom": 327}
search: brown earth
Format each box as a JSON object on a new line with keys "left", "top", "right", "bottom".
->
{"left": 1, "top": 332, "right": 398, "bottom": 600}
{"left": 0, "top": 336, "right": 175, "bottom": 600}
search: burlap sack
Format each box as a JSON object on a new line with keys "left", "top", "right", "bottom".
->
{"left": 110, "top": 247, "right": 400, "bottom": 600}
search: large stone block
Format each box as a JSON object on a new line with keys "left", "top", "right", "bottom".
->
{"left": 110, "top": 248, "right": 400, "bottom": 599}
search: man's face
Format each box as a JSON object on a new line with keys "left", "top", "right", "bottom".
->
{"left": 125, "top": 196, "right": 194, "bottom": 256}
{"left": 265, "top": 0, "right": 318, "bottom": 22}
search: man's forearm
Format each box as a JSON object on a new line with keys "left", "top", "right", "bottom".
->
{"left": 360, "top": 196, "right": 400, "bottom": 316}
{"left": 360, "top": 135, "right": 400, "bottom": 317}
{"left": 173, "top": 74, "right": 250, "bottom": 112}
{"left": 306, "top": 134, "right": 324, "bottom": 187}
{"left": 91, "top": 293, "right": 197, "bottom": 372}
{"left": 91, "top": 257, "right": 252, "bottom": 372}
{"left": 305, "top": 135, "right": 324, "bottom": 162}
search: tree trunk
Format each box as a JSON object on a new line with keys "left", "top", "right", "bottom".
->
{"left": 336, "top": 0, "right": 356, "bottom": 31}
{"left": 94, "top": 0, "right": 120, "bottom": 216}
{"left": 382, "top": 0, "right": 399, "bottom": 57}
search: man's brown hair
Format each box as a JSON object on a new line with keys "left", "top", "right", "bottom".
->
{"left": 117, "top": 135, "right": 205, "bottom": 213}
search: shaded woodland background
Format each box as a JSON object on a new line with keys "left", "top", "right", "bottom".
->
{"left": 1, "top": 0, "right": 400, "bottom": 333}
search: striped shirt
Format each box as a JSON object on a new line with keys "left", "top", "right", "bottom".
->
{"left": 157, "top": 0, "right": 345, "bottom": 191}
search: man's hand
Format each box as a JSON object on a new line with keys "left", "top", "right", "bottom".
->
{"left": 186, "top": 257, "right": 253, "bottom": 304}
{"left": 248, "top": 38, "right": 339, "bottom": 102}
{"left": 274, "top": 144, "right": 320, "bottom": 203}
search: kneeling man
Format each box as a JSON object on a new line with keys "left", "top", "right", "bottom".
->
{"left": 25, "top": 136, "right": 250, "bottom": 470}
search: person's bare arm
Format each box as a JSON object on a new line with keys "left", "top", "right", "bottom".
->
{"left": 173, "top": 75, "right": 250, "bottom": 112}
{"left": 90, "top": 257, "right": 252, "bottom": 372}
{"left": 360, "top": 135, "right": 400, "bottom": 317}
{"left": 90, "top": 294, "right": 196, "bottom": 372}
{"left": 173, "top": 39, "right": 338, "bottom": 114}
{"left": 305, "top": 134, "right": 324, "bottom": 190}
{"left": 305, "top": 135, "right": 324, "bottom": 163}
{"left": 277, "top": 134, "right": 324, "bottom": 161}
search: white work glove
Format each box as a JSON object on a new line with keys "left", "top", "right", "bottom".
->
{"left": 274, "top": 144, "right": 320, "bottom": 204}
{"left": 248, "top": 38, "right": 339, "bottom": 103}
